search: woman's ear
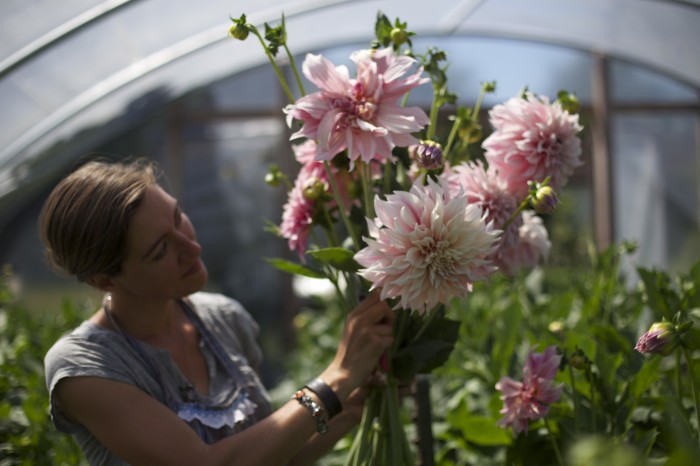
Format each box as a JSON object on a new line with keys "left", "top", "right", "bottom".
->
{"left": 86, "top": 274, "right": 116, "bottom": 292}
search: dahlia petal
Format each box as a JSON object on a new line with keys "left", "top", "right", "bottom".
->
{"left": 302, "top": 53, "right": 350, "bottom": 94}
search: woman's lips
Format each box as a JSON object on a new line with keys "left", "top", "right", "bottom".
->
{"left": 182, "top": 259, "right": 203, "bottom": 278}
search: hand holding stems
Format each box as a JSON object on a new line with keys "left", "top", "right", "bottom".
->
{"left": 319, "top": 291, "right": 394, "bottom": 403}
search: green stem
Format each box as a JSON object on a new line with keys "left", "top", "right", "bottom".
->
{"left": 347, "top": 388, "right": 381, "bottom": 466}
{"left": 382, "top": 161, "right": 392, "bottom": 196}
{"left": 544, "top": 417, "right": 564, "bottom": 466}
{"left": 283, "top": 43, "right": 305, "bottom": 97}
{"left": 410, "top": 306, "right": 439, "bottom": 343}
{"left": 676, "top": 349, "right": 683, "bottom": 400}
{"left": 502, "top": 197, "right": 530, "bottom": 231}
{"left": 426, "top": 94, "right": 439, "bottom": 140}
{"left": 568, "top": 363, "right": 580, "bottom": 433}
{"left": 681, "top": 345, "right": 700, "bottom": 442}
{"left": 361, "top": 161, "right": 375, "bottom": 218}
{"left": 588, "top": 370, "right": 597, "bottom": 432}
{"left": 251, "top": 29, "right": 296, "bottom": 103}
{"left": 442, "top": 117, "right": 462, "bottom": 161}
{"left": 385, "top": 380, "right": 405, "bottom": 464}
{"left": 323, "top": 161, "right": 360, "bottom": 251}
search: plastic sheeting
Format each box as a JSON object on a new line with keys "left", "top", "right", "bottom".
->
{"left": 0, "top": 0, "right": 698, "bottom": 198}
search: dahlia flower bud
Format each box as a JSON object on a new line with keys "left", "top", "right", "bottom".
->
{"left": 390, "top": 27, "right": 408, "bottom": 46}
{"left": 302, "top": 177, "right": 326, "bottom": 201}
{"left": 568, "top": 349, "right": 589, "bottom": 371}
{"left": 265, "top": 165, "right": 284, "bottom": 187}
{"left": 228, "top": 14, "right": 250, "bottom": 41}
{"left": 531, "top": 185, "right": 559, "bottom": 214}
{"left": 409, "top": 140, "right": 443, "bottom": 170}
{"left": 634, "top": 322, "right": 680, "bottom": 355}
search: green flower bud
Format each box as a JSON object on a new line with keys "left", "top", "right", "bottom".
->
{"left": 228, "top": 14, "right": 250, "bottom": 41}
{"left": 390, "top": 27, "right": 408, "bottom": 46}
{"left": 229, "top": 23, "right": 249, "bottom": 41}
{"left": 302, "top": 178, "right": 326, "bottom": 201}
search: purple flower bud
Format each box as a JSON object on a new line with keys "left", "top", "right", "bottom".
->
{"left": 634, "top": 322, "right": 679, "bottom": 355}
{"left": 531, "top": 185, "right": 559, "bottom": 214}
{"left": 409, "top": 140, "right": 443, "bottom": 170}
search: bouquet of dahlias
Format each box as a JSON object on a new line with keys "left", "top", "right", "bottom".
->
{"left": 229, "top": 11, "right": 583, "bottom": 464}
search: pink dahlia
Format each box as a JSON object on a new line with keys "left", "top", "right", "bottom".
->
{"left": 441, "top": 160, "right": 522, "bottom": 254}
{"left": 279, "top": 159, "right": 325, "bottom": 258}
{"left": 497, "top": 210, "right": 551, "bottom": 275}
{"left": 483, "top": 92, "right": 583, "bottom": 200}
{"left": 496, "top": 346, "right": 563, "bottom": 436}
{"left": 354, "top": 177, "right": 500, "bottom": 314}
{"left": 442, "top": 161, "right": 523, "bottom": 275}
{"left": 280, "top": 141, "right": 357, "bottom": 257}
{"left": 284, "top": 48, "right": 430, "bottom": 170}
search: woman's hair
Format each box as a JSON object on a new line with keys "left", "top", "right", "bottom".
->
{"left": 39, "top": 158, "right": 158, "bottom": 282}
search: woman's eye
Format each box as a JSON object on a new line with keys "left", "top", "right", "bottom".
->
{"left": 152, "top": 241, "right": 167, "bottom": 260}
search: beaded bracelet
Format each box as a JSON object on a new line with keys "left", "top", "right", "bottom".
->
{"left": 292, "top": 389, "right": 329, "bottom": 434}
{"left": 304, "top": 377, "right": 342, "bottom": 419}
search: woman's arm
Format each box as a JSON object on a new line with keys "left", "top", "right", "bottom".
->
{"left": 56, "top": 291, "right": 393, "bottom": 466}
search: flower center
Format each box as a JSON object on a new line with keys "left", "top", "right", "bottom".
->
{"left": 417, "top": 236, "right": 458, "bottom": 283}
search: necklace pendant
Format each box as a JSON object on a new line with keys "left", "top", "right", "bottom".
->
{"left": 180, "top": 382, "right": 196, "bottom": 402}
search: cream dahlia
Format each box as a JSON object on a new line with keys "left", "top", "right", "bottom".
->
{"left": 354, "top": 177, "right": 500, "bottom": 313}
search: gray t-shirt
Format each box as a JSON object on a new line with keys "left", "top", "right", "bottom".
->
{"left": 44, "top": 292, "right": 273, "bottom": 465}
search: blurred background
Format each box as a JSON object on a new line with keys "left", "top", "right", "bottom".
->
{"left": 0, "top": 0, "right": 699, "bottom": 385}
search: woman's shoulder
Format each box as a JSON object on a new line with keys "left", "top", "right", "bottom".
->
{"left": 45, "top": 321, "right": 120, "bottom": 367}
{"left": 44, "top": 321, "right": 142, "bottom": 401}
{"left": 188, "top": 291, "right": 257, "bottom": 328}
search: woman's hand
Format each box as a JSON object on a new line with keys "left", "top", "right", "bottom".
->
{"left": 319, "top": 291, "right": 394, "bottom": 402}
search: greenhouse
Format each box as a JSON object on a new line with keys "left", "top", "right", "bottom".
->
{"left": 1, "top": 0, "right": 699, "bottom": 464}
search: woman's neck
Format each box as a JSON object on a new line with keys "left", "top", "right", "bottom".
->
{"left": 103, "top": 294, "right": 182, "bottom": 344}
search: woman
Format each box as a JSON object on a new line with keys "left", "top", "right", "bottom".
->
{"left": 41, "top": 159, "right": 394, "bottom": 465}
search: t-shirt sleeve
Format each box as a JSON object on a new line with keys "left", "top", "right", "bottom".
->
{"left": 44, "top": 332, "right": 134, "bottom": 433}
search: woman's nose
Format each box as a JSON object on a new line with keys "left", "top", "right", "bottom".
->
{"left": 176, "top": 229, "right": 201, "bottom": 257}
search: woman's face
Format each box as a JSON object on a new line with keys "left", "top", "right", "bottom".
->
{"left": 109, "top": 184, "right": 208, "bottom": 301}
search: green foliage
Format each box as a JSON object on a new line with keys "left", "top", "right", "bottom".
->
{"left": 0, "top": 269, "right": 89, "bottom": 465}
{"left": 279, "top": 246, "right": 700, "bottom": 465}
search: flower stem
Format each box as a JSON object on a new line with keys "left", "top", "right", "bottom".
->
{"left": 385, "top": 380, "right": 404, "bottom": 464}
{"left": 681, "top": 345, "right": 700, "bottom": 442}
{"left": 251, "top": 28, "right": 296, "bottom": 103}
{"left": 323, "top": 161, "right": 360, "bottom": 250}
{"left": 410, "top": 306, "right": 439, "bottom": 343}
{"left": 543, "top": 417, "right": 564, "bottom": 466}
{"left": 442, "top": 116, "right": 462, "bottom": 161}
{"left": 502, "top": 197, "right": 530, "bottom": 231}
{"left": 426, "top": 97, "right": 439, "bottom": 140}
{"left": 283, "top": 43, "right": 305, "bottom": 97}
{"left": 568, "top": 363, "right": 580, "bottom": 433}
{"left": 361, "top": 161, "right": 375, "bottom": 218}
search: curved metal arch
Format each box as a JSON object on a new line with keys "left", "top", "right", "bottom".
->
{"left": 0, "top": 0, "right": 137, "bottom": 77}
{"left": 0, "top": 0, "right": 360, "bottom": 185}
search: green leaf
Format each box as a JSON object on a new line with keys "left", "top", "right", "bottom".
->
{"left": 263, "top": 258, "right": 325, "bottom": 278}
{"left": 445, "top": 402, "right": 510, "bottom": 446}
{"left": 629, "top": 356, "right": 661, "bottom": 400}
{"left": 307, "top": 247, "right": 360, "bottom": 273}
{"left": 637, "top": 267, "right": 678, "bottom": 320}
{"left": 392, "top": 313, "right": 460, "bottom": 382}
